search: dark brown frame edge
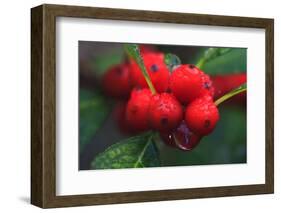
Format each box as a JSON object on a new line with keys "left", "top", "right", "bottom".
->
{"left": 31, "top": 4, "right": 274, "bottom": 208}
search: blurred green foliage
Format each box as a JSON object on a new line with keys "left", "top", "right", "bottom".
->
{"left": 159, "top": 46, "right": 246, "bottom": 74}
{"left": 79, "top": 89, "right": 111, "bottom": 152}
{"left": 203, "top": 48, "right": 247, "bottom": 75}
{"left": 90, "top": 50, "right": 125, "bottom": 77}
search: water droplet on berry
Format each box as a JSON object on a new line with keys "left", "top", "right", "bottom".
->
{"left": 160, "top": 122, "right": 202, "bottom": 151}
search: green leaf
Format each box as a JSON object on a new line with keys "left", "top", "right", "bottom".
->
{"left": 124, "top": 44, "right": 156, "bottom": 94}
{"left": 124, "top": 44, "right": 139, "bottom": 61}
{"left": 215, "top": 83, "right": 247, "bottom": 106}
{"left": 124, "top": 44, "right": 147, "bottom": 76}
{"left": 196, "top": 47, "right": 232, "bottom": 69}
{"left": 201, "top": 48, "right": 247, "bottom": 75}
{"left": 91, "top": 132, "right": 161, "bottom": 169}
{"left": 79, "top": 89, "right": 111, "bottom": 152}
{"left": 165, "top": 53, "right": 181, "bottom": 72}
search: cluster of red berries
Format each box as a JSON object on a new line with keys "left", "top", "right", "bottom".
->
{"left": 102, "top": 50, "right": 220, "bottom": 151}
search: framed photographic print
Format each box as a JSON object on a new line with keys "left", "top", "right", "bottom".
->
{"left": 31, "top": 4, "right": 274, "bottom": 208}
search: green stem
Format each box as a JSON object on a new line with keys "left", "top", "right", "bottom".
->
{"left": 196, "top": 58, "right": 206, "bottom": 69}
{"left": 125, "top": 44, "right": 157, "bottom": 95}
{"left": 215, "top": 84, "right": 247, "bottom": 106}
{"left": 135, "top": 47, "right": 157, "bottom": 94}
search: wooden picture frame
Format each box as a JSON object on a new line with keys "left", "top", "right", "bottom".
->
{"left": 31, "top": 4, "right": 274, "bottom": 208}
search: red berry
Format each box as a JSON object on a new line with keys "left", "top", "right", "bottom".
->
{"left": 102, "top": 64, "right": 132, "bottom": 99}
{"left": 139, "top": 44, "right": 157, "bottom": 54}
{"left": 113, "top": 102, "right": 132, "bottom": 134}
{"left": 130, "top": 53, "right": 170, "bottom": 93}
{"left": 185, "top": 96, "right": 219, "bottom": 136}
{"left": 148, "top": 93, "right": 183, "bottom": 132}
{"left": 198, "top": 70, "right": 215, "bottom": 98}
{"left": 125, "top": 88, "right": 152, "bottom": 132}
{"left": 169, "top": 64, "right": 204, "bottom": 104}
{"left": 211, "top": 73, "right": 246, "bottom": 104}
{"left": 160, "top": 121, "right": 202, "bottom": 151}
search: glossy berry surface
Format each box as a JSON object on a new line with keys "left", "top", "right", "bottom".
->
{"left": 102, "top": 64, "right": 132, "bottom": 99}
{"left": 160, "top": 122, "right": 202, "bottom": 151}
{"left": 198, "top": 70, "right": 215, "bottom": 98}
{"left": 130, "top": 53, "right": 170, "bottom": 93}
{"left": 125, "top": 88, "right": 152, "bottom": 132}
{"left": 169, "top": 64, "right": 204, "bottom": 104}
{"left": 185, "top": 95, "right": 219, "bottom": 136}
{"left": 148, "top": 93, "right": 183, "bottom": 132}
